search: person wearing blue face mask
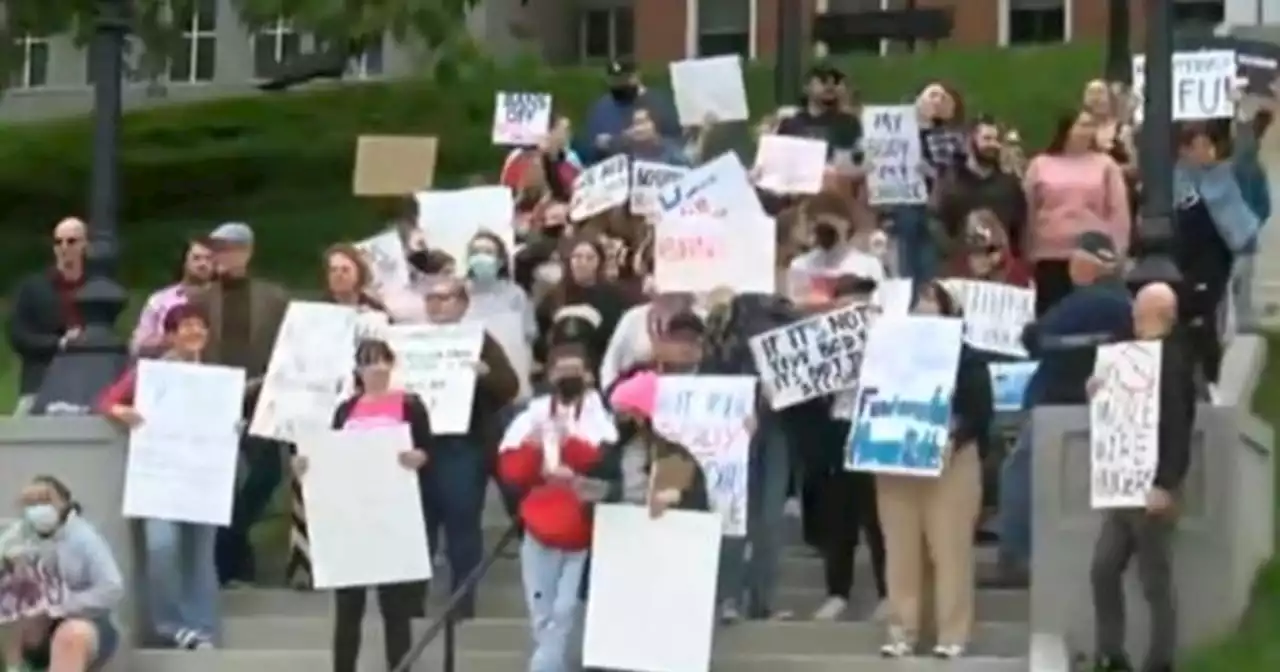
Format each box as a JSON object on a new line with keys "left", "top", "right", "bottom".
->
{"left": 0, "top": 475, "right": 123, "bottom": 672}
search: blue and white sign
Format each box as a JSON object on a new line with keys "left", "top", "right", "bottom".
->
{"left": 846, "top": 315, "right": 964, "bottom": 477}
{"left": 655, "top": 152, "right": 763, "bottom": 222}
{"left": 492, "top": 92, "right": 552, "bottom": 146}
{"left": 653, "top": 375, "right": 755, "bottom": 536}
{"left": 990, "top": 361, "right": 1038, "bottom": 413}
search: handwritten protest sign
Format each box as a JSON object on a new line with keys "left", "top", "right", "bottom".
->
{"left": 385, "top": 324, "right": 484, "bottom": 435}
{"left": 124, "top": 360, "right": 246, "bottom": 526}
{"left": 415, "top": 187, "right": 515, "bottom": 277}
{"left": 653, "top": 375, "right": 755, "bottom": 535}
{"left": 630, "top": 160, "right": 689, "bottom": 218}
{"left": 749, "top": 304, "right": 872, "bottom": 410}
{"left": 492, "top": 92, "right": 552, "bottom": 146}
{"left": 583, "top": 505, "right": 720, "bottom": 672}
{"left": 653, "top": 213, "right": 775, "bottom": 295}
{"left": 1132, "top": 50, "right": 1236, "bottom": 122}
{"left": 861, "top": 105, "right": 927, "bottom": 206}
{"left": 0, "top": 524, "right": 66, "bottom": 624}
{"left": 657, "top": 152, "right": 764, "bottom": 222}
{"left": 251, "top": 302, "right": 359, "bottom": 443}
{"left": 1090, "top": 341, "right": 1163, "bottom": 509}
{"left": 944, "top": 279, "right": 1035, "bottom": 358}
{"left": 847, "top": 315, "right": 964, "bottom": 477}
{"left": 570, "top": 154, "right": 630, "bottom": 221}
{"left": 990, "top": 361, "right": 1038, "bottom": 413}
{"left": 299, "top": 424, "right": 433, "bottom": 589}
{"left": 754, "top": 134, "right": 828, "bottom": 194}
{"left": 355, "top": 230, "right": 411, "bottom": 294}
{"left": 668, "top": 55, "right": 750, "bottom": 125}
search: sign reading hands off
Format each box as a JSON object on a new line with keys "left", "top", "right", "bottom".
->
{"left": 492, "top": 92, "right": 552, "bottom": 146}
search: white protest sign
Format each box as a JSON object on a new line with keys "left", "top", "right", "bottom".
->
{"left": 583, "top": 505, "right": 720, "bottom": 672}
{"left": 944, "top": 279, "right": 1035, "bottom": 358}
{"left": 668, "top": 55, "right": 750, "bottom": 125}
{"left": 1132, "top": 50, "right": 1236, "bottom": 122}
{"left": 847, "top": 315, "right": 965, "bottom": 477}
{"left": 1090, "top": 341, "right": 1163, "bottom": 509}
{"left": 251, "top": 302, "right": 359, "bottom": 443}
{"left": 653, "top": 375, "right": 755, "bottom": 536}
{"left": 415, "top": 187, "right": 515, "bottom": 276}
{"left": 753, "top": 134, "right": 828, "bottom": 194}
{"left": 123, "top": 360, "right": 246, "bottom": 526}
{"left": 653, "top": 213, "right": 775, "bottom": 295}
{"left": 385, "top": 323, "right": 484, "bottom": 435}
{"left": 569, "top": 154, "right": 630, "bottom": 221}
{"left": 872, "top": 278, "right": 914, "bottom": 317}
{"left": 861, "top": 105, "right": 927, "bottom": 205}
{"left": 630, "top": 160, "right": 689, "bottom": 218}
{"left": 492, "top": 91, "right": 552, "bottom": 146}
{"left": 656, "top": 152, "right": 764, "bottom": 222}
{"left": 299, "top": 424, "right": 433, "bottom": 589}
{"left": 354, "top": 230, "right": 411, "bottom": 294}
{"left": 748, "top": 303, "right": 872, "bottom": 410}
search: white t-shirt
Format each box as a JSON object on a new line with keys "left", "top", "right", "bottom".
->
{"left": 786, "top": 247, "right": 886, "bottom": 299}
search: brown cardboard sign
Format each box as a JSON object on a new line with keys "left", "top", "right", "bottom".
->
{"left": 352, "top": 135, "right": 438, "bottom": 196}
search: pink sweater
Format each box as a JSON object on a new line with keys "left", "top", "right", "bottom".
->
{"left": 1023, "top": 153, "right": 1130, "bottom": 261}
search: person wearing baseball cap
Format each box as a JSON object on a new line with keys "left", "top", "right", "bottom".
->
{"left": 776, "top": 62, "right": 862, "bottom": 159}
{"left": 578, "top": 58, "right": 680, "bottom": 165}
{"left": 196, "top": 221, "right": 292, "bottom": 586}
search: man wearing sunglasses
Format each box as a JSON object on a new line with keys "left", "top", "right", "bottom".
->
{"left": 6, "top": 217, "right": 89, "bottom": 414}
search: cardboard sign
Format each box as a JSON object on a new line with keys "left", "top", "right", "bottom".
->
{"left": 352, "top": 135, "right": 438, "bottom": 196}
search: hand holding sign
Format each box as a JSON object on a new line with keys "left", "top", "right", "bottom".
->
{"left": 492, "top": 92, "right": 553, "bottom": 146}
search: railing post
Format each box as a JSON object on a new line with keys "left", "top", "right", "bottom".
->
{"left": 443, "top": 610, "right": 456, "bottom": 672}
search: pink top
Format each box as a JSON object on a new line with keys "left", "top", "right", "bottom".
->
{"left": 1023, "top": 153, "right": 1130, "bottom": 261}
{"left": 129, "top": 284, "right": 191, "bottom": 354}
{"left": 344, "top": 392, "right": 405, "bottom": 429}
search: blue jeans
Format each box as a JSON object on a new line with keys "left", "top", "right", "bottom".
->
{"left": 717, "top": 414, "right": 791, "bottom": 617}
{"left": 888, "top": 204, "right": 937, "bottom": 287}
{"left": 520, "top": 535, "right": 586, "bottom": 672}
{"left": 1231, "top": 254, "right": 1257, "bottom": 331}
{"left": 423, "top": 438, "right": 487, "bottom": 618}
{"left": 998, "top": 420, "right": 1033, "bottom": 564}
{"left": 216, "top": 434, "right": 284, "bottom": 584}
{"left": 144, "top": 519, "right": 219, "bottom": 642}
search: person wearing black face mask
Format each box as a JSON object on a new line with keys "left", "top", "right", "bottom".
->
{"left": 786, "top": 215, "right": 887, "bottom": 314}
{"left": 578, "top": 59, "right": 680, "bottom": 166}
{"left": 777, "top": 64, "right": 862, "bottom": 160}
{"left": 930, "top": 118, "right": 1028, "bottom": 259}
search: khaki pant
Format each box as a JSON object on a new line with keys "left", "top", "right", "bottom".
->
{"left": 875, "top": 444, "right": 983, "bottom": 646}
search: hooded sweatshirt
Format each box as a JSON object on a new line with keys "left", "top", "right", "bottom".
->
{"left": 0, "top": 514, "right": 124, "bottom": 619}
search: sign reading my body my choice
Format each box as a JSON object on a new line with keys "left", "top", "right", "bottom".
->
{"left": 748, "top": 304, "right": 872, "bottom": 410}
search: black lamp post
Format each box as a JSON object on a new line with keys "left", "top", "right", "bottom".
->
{"left": 32, "top": 0, "right": 130, "bottom": 414}
{"left": 1104, "top": 0, "right": 1131, "bottom": 84}
{"left": 774, "top": 0, "right": 803, "bottom": 106}
{"left": 1126, "top": 0, "right": 1182, "bottom": 290}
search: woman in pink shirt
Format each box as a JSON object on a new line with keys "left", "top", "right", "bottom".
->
{"left": 1023, "top": 110, "right": 1131, "bottom": 314}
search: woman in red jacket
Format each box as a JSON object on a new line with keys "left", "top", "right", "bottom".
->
{"left": 497, "top": 344, "right": 617, "bottom": 672}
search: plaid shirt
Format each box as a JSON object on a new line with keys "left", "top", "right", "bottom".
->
{"left": 921, "top": 127, "right": 968, "bottom": 172}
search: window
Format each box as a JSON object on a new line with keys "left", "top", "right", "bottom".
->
{"left": 11, "top": 35, "right": 49, "bottom": 89}
{"left": 170, "top": 0, "right": 217, "bottom": 82}
{"left": 252, "top": 16, "right": 302, "bottom": 79}
{"left": 697, "top": 0, "right": 749, "bottom": 58}
{"left": 822, "top": 0, "right": 885, "bottom": 56}
{"left": 1173, "top": 0, "right": 1223, "bottom": 31}
{"left": 579, "top": 8, "right": 633, "bottom": 62}
{"left": 347, "top": 36, "right": 385, "bottom": 79}
{"left": 1008, "top": 0, "right": 1065, "bottom": 45}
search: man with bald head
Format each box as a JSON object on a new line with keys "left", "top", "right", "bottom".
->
{"left": 1088, "top": 281, "right": 1195, "bottom": 672}
{"left": 6, "top": 217, "right": 89, "bottom": 414}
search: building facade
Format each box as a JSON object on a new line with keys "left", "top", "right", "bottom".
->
{"left": 0, "top": 0, "right": 1242, "bottom": 121}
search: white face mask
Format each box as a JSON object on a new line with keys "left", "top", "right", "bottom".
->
{"left": 535, "top": 263, "right": 563, "bottom": 285}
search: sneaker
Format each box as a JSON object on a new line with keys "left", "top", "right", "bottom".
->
{"left": 173, "top": 628, "right": 203, "bottom": 650}
{"left": 719, "top": 601, "right": 743, "bottom": 624}
{"left": 811, "top": 596, "right": 848, "bottom": 621}
{"left": 879, "top": 637, "right": 913, "bottom": 658}
{"left": 932, "top": 644, "right": 965, "bottom": 659}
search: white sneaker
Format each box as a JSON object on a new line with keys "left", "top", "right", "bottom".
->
{"left": 932, "top": 644, "right": 965, "bottom": 659}
{"left": 870, "top": 599, "right": 890, "bottom": 622}
{"left": 811, "top": 596, "right": 848, "bottom": 621}
{"left": 719, "top": 602, "right": 743, "bottom": 624}
{"left": 879, "top": 638, "right": 914, "bottom": 658}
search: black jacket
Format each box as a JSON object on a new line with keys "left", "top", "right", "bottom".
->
{"left": 931, "top": 163, "right": 1028, "bottom": 255}
{"left": 950, "top": 345, "right": 994, "bottom": 455}
{"left": 1154, "top": 334, "right": 1197, "bottom": 491}
{"left": 7, "top": 272, "right": 72, "bottom": 395}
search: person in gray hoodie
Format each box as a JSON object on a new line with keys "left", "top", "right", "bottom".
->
{"left": 1, "top": 475, "right": 124, "bottom": 672}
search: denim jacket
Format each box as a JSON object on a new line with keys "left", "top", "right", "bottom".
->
{"left": 1174, "top": 159, "right": 1261, "bottom": 255}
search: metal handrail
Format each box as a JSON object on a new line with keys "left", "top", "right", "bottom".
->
{"left": 390, "top": 523, "right": 522, "bottom": 672}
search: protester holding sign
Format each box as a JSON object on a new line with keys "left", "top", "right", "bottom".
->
{"left": 607, "top": 370, "right": 711, "bottom": 515}
{"left": 289, "top": 338, "right": 433, "bottom": 672}
{"left": 580, "top": 60, "right": 681, "bottom": 166}
{"left": 776, "top": 64, "right": 862, "bottom": 157}
{"left": 130, "top": 238, "right": 216, "bottom": 357}
{"left": 603, "top": 108, "right": 701, "bottom": 166}
{"left": 496, "top": 344, "right": 617, "bottom": 672}
{"left": 873, "top": 282, "right": 992, "bottom": 659}
{"left": 1086, "top": 283, "right": 1194, "bottom": 672}
{"left": 0, "top": 476, "right": 123, "bottom": 672}
{"left": 1023, "top": 111, "right": 1131, "bottom": 316}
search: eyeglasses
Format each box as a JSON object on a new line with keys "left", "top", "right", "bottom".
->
{"left": 53, "top": 237, "right": 83, "bottom": 247}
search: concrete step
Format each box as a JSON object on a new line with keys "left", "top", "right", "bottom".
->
{"left": 220, "top": 586, "right": 1029, "bottom": 622}
{"left": 123, "top": 649, "right": 1028, "bottom": 672}
{"left": 212, "top": 616, "right": 1029, "bottom": 658}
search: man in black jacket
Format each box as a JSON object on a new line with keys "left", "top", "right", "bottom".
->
{"left": 6, "top": 217, "right": 89, "bottom": 414}
{"left": 929, "top": 117, "right": 1028, "bottom": 258}
{"left": 776, "top": 64, "right": 862, "bottom": 158}
{"left": 1088, "top": 283, "right": 1194, "bottom": 672}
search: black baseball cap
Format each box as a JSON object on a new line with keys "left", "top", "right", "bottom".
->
{"left": 1075, "top": 230, "right": 1118, "bottom": 264}
{"left": 606, "top": 59, "right": 635, "bottom": 77}
{"left": 665, "top": 310, "right": 706, "bottom": 339}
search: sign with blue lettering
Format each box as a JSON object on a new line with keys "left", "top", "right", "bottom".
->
{"left": 989, "top": 361, "right": 1038, "bottom": 413}
{"left": 492, "top": 92, "right": 552, "bottom": 146}
{"left": 846, "top": 315, "right": 964, "bottom": 477}
{"left": 655, "top": 152, "right": 762, "bottom": 221}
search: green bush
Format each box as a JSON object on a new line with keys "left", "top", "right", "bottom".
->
{"left": 0, "top": 43, "right": 1104, "bottom": 287}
